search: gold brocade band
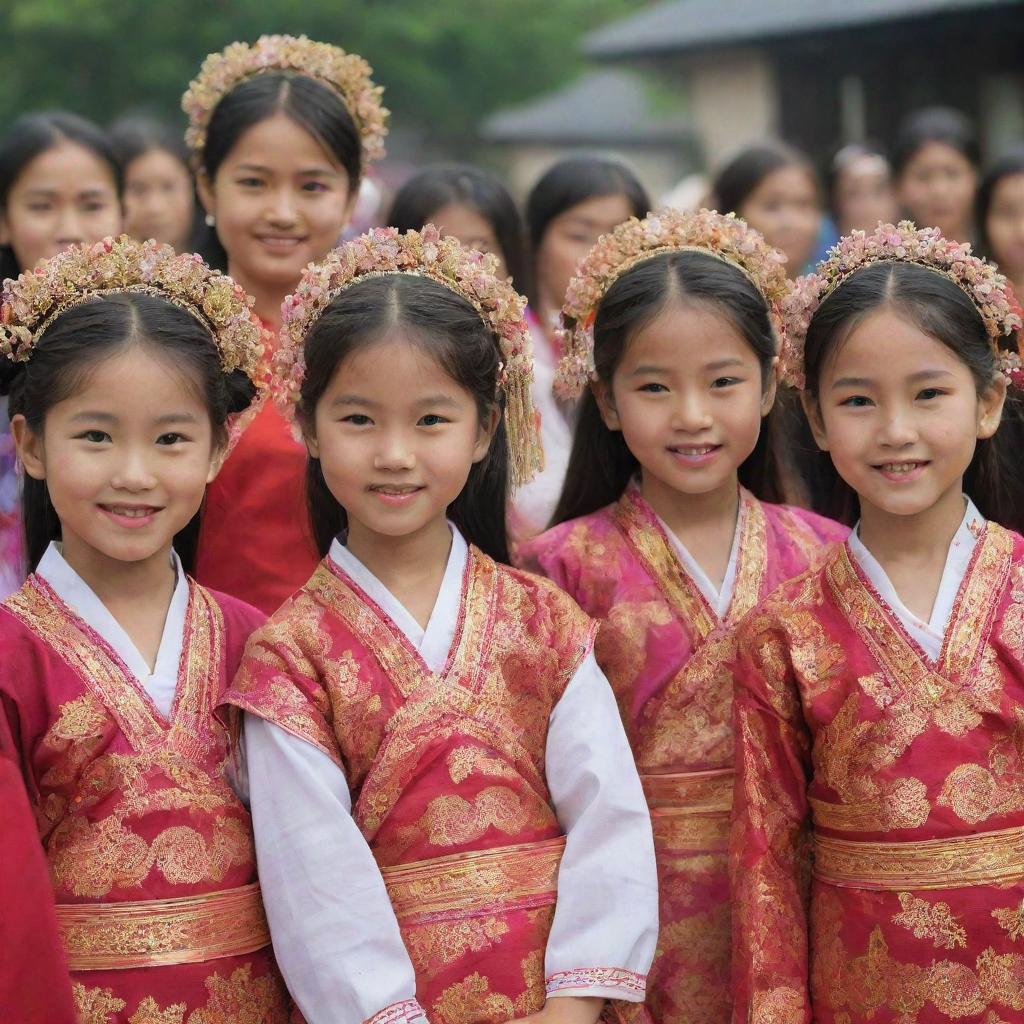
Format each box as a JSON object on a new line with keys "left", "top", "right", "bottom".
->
{"left": 814, "top": 825, "right": 1024, "bottom": 891}
{"left": 642, "top": 769, "right": 733, "bottom": 853}
{"left": 57, "top": 882, "right": 270, "bottom": 971}
{"left": 381, "top": 836, "right": 565, "bottom": 926}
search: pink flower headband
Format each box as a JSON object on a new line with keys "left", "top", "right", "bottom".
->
{"left": 554, "top": 207, "right": 790, "bottom": 399}
{"left": 276, "top": 225, "right": 542, "bottom": 487}
{"left": 183, "top": 34, "right": 389, "bottom": 164}
{"left": 782, "top": 220, "right": 1024, "bottom": 389}
{"left": 0, "top": 236, "right": 269, "bottom": 452}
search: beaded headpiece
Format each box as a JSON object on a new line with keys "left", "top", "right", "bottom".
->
{"left": 0, "top": 236, "right": 268, "bottom": 450}
{"left": 276, "top": 225, "right": 542, "bottom": 487}
{"left": 554, "top": 207, "right": 791, "bottom": 399}
{"left": 782, "top": 221, "right": 1024, "bottom": 389}
{"left": 183, "top": 34, "right": 389, "bottom": 164}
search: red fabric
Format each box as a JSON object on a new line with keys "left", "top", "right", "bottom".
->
{"left": 196, "top": 398, "right": 319, "bottom": 615}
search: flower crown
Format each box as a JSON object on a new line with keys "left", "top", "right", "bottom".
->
{"left": 0, "top": 236, "right": 268, "bottom": 450}
{"left": 554, "top": 207, "right": 791, "bottom": 399}
{"left": 276, "top": 225, "right": 542, "bottom": 487}
{"left": 782, "top": 221, "right": 1024, "bottom": 389}
{"left": 183, "top": 34, "right": 389, "bottom": 164}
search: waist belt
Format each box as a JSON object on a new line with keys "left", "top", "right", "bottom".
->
{"left": 57, "top": 881, "right": 270, "bottom": 970}
{"left": 641, "top": 768, "right": 733, "bottom": 853}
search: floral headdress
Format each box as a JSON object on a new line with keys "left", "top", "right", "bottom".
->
{"left": 276, "top": 225, "right": 542, "bottom": 487}
{"left": 183, "top": 34, "right": 388, "bottom": 164}
{"left": 0, "top": 236, "right": 268, "bottom": 451}
{"left": 782, "top": 221, "right": 1024, "bottom": 389}
{"left": 554, "top": 207, "right": 790, "bottom": 399}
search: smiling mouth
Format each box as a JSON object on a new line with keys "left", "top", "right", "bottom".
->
{"left": 874, "top": 461, "right": 928, "bottom": 474}
{"left": 100, "top": 504, "right": 160, "bottom": 517}
{"left": 256, "top": 236, "right": 306, "bottom": 249}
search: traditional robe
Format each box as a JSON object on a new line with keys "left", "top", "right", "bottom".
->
{"left": 0, "top": 544, "right": 290, "bottom": 1024}
{"left": 519, "top": 485, "right": 847, "bottom": 1024}
{"left": 225, "top": 527, "right": 659, "bottom": 1024}
{"left": 731, "top": 501, "right": 1024, "bottom": 1023}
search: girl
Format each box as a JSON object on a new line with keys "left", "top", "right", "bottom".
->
{"left": 0, "top": 111, "right": 122, "bottom": 598}
{"left": 828, "top": 142, "right": 898, "bottom": 237}
{"left": 0, "top": 236, "right": 289, "bottom": 1022}
{"left": 731, "top": 221, "right": 1024, "bottom": 1023}
{"left": 894, "top": 107, "right": 979, "bottom": 244}
{"left": 387, "top": 162, "right": 562, "bottom": 535}
{"left": 111, "top": 116, "right": 200, "bottom": 252}
{"left": 183, "top": 34, "right": 389, "bottom": 613}
{"left": 712, "top": 142, "right": 824, "bottom": 278}
{"left": 518, "top": 208, "right": 847, "bottom": 1024}
{"left": 978, "top": 146, "right": 1024, "bottom": 297}
{"left": 223, "top": 226, "right": 659, "bottom": 1024}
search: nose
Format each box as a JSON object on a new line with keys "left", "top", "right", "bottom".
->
{"left": 670, "top": 390, "right": 714, "bottom": 433}
{"left": 54, "top": 206, "right": 86, "bottom": 247}
{"left": 110, "top": 447, "right": 159, "bottom": 492}
{"left": 373, "top": 429, "right": 416, "bottom": 472}
{"left": 878, "top": 406, "right": 919, "bottom": 448}
{"left": 266, "top": 186, "right": 298, "bottom": 227}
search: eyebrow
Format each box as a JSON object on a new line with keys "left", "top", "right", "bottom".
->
{"left": 67, "top": 411, "right": 200, "bottom": 425}
{"left": 705, "top": 357, "right": 746, "bottom": 371}
{"left": 628, "top": 364, "right": 670, "bottom": 376}
{"left": 23, "top": 187, "right": 111, "bottom": 199}
{"left": 235, "top": 162, "right": 340, "bottom": 177}
{"left": 831, "top": 368, "right": 954, "bottom": 389}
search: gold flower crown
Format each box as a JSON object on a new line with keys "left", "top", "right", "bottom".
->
{"left": 782, "top": 221, "right": 1024, "bottom": 389}
{"left": 276, "top": 225, "right": 542, "bottom": 487}
{"left": 183, "top": 34, "right": 389, "bottom": 164}
{"left": 555, "top": 207, "right": 791, "bottom": 399}
{"left": 0, "top": 236, "right": 269, "bottom": 450}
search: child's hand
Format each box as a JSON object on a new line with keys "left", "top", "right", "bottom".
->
{"left": 514, "top": 996, "right": 605, "bottom": 1024}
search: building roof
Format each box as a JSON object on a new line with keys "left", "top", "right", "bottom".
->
{"left": 481, "top": 69, "right": 692, "bottom": 146}
{"left": 584, "top": 0, "right": 1017, "bottom": 59}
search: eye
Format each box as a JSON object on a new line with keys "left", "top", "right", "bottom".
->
{"left": 27, "top": 202, "right": 51, "bottom": 212}
{"left": 917, "top": 387, "right": 945, "bottom": 401}
{"left": 156, "top": 432, "right": 187, "bottom": 446}
{"left": 83, "top": 200, "right": 110, "bottom": 212}
{"left": 341, "top": 413, "right": 372, "bottom": 426}
{"left": 76, "top": 430, "right": 111, "bottom": 443}
{"left": 638, "top": 382, "right": 669, "bottom": 393}
{"left": 301, "top": 181, "right": 329, "bottom": 193}
{"left": 711, "top": 376, "right": 741, "bottom": 389}
{"left": 839, "top": 395, "right": 873, "bottom": 408}
{"left": 418, "top": 414, "right": 449, "bottom": 426}
{"left": 237, "top": 177, "right": 263, "bottom": 188}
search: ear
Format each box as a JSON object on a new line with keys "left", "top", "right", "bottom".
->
{"left": 590, "top": 378, "right": 621, "bottom": 431}
{"left": 196, "top": 170, "right": 215, "bottom": 219}
{"left": 10, "top": 414, "right": 46, "bottom": 480}
{"left": 977, "top": 373, "right": 1008, "bottom": 440}
{"left": 472, "top": 404, "right": 501, "bottom": 463}
{"left": 206, "top": 442, "right": 229, "bottom": 484}
{"left": 799, "top": 389, "right": 830, "bottom": 452}
{"left": 0, "top": 210, "right": 9, "bottom": 247}
{"left": 760, "top": 356, "right": 780, "bottom": 416}
{"left": 342, "top": 180, "right": 359, "bottom": 226}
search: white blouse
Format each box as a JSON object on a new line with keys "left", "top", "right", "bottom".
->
{"left": 657, "top": 506, "right": 742, "bottom": 619}
{"left": 244, "top": 527, "right": 659, "bottom": 1024}
{"left": 847, "top": 498, "right": 983, "bottom": 661}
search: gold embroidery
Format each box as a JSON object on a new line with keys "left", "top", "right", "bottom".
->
{"left": 403, "top": 916, "right": 510, "bottom": 967}
{"left": 993, "top": 902, "right": 1024, "bottom": 941}
{"left": 938, "top": 720, "right": 1024, "bottom": 825}
{"left": 446, "top": 746, "right": 521, "bottom": 784}
{"left": 750, "top": 986, "right": 805, "bottom": 1024}
{"left": 186, "top": 963, "right": 290, "bottom": 1023}
{"left": 73, "top": 983, "right": 127, "bottom": 1024}
{"left": 814, "top": 825, "right": 1024, "bottom": 889}
{"left": 431, "top": 973, "right": 515, "bottom": 1022}
{"left": 892, "top": 892, "right": 967, "bottom": 949}
{"left": 421, "top": 786, "right": 534, "bottom": 846}
{"left": 129, "top": 999, "right": 187, "bottom": 1024}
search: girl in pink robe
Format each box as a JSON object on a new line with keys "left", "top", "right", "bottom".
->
{"left": 518, "top": 209, "right": 847, "bottom": 1024}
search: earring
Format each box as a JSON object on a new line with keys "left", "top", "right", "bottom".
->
{"left": 205, "top": 213, "right": 216, "bottom": 228}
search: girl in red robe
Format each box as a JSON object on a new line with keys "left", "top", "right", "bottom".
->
{"left": 731, "top": 221, "right": 1024, "bottom": 1023}
{"left": 517, "top": 208, "right": 847, "bottom": 1024}
{"left": 223, "top": 227, "right": 659, "bottom": 1024}
{"left": 0, "top": 236, "right": 289, "bottom": 1022}
{"left": 182, "top": 35, "right": 389, "bottom": 613}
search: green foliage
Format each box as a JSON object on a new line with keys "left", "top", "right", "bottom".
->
{"left": 0, "top": 0, "right": 640, "bottom": 152}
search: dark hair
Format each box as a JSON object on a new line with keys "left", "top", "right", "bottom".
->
{"left": 892, "top": 107, "right": 980, "bottom": 177}
{"left": 297, "top": 274, "right": 510, "bottom": 562}
{"left": 552, "top": 251, "right": 786, "bottom": 525}
{"left": 0, "top": 111, "right": 122, "bottom": 282}
{"left": 977, "top": 146, "right": 1024, "bottom": 261}
{"left": 387, "top": 163, "right": 530, "bottom": 295}
{"left": 0, "top": 293, "right": 256, "bottom": 571}
{"left": 194, "top": 73, "right": 362, "bottom": 270}
{"left": 712, "top": 140, "right": 818, "bottom": 216}
{"left": 525, "top": 157, "right": 649, "bottom": 293}
{"left": 801, "top": 261, "right": 1024, "bottom": 529}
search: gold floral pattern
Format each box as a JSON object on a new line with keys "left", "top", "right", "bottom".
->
{"left": 892, "top": 892, "right": 967, "bottom": 950}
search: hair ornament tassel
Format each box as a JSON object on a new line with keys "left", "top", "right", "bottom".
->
{"left": 553, "top": 207, "right": 791, "bottom": 400}
{"left": 277, "top": 225, "right": 543, "bottom": 488}
{"left": 782, "top": 220, "right": 1024, "bottom": 390}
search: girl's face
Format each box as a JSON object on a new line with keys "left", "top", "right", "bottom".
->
{"left": 986, "top": 172, "right": 1024, "bottom": 283}
{"left": 833, "top": 154, "right": 898, "bottom": 235}
{"left": 0, "top": 142, "right": 121, "bottom": 272}
{"left": 430, "top": 201, "right": 508, "bottom": 278}
{"left": 739, "top": 165, "right": 821, "bottom": 276}
{"left": 594, "top": 298, "right": 775, "bottom": 513}
{"left": 307, "top": 334, "right": 498, "bottom": 547}
{"left": 897, "top": 141, "right": 977, "bottom": 241}
{"left": 198, "top": 112, "right": 356, "bottom": 301}
{"left": 535, "top": 192, "right": 635, "bottom": 312}
{"left": 13, "top": 344, "right": 224, "bottom": 577}
{"left": 123, "top": 148, "right": 195, "bottom": 251}
{"left": 804, "top": 308, "right": 1005, "bottom": 523}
